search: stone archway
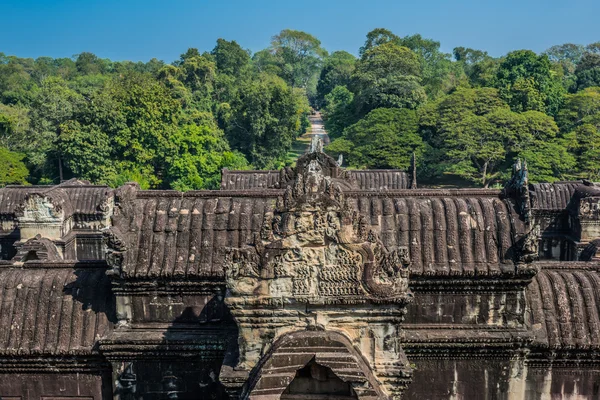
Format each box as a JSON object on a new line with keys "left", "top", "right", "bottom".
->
{"left": 281, "top": 358, "right": 358, "bottom": 399}
{"left": 244, "top": 330, "right": 387, "bottom": 400}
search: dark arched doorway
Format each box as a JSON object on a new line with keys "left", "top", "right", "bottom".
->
{"left": 244, "top": 330, "right": 385, "bottom": 400}
{"left": 281, "top": 358, "right": 358, "bottom": 399}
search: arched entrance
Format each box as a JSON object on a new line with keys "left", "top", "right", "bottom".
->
{"left": 281, "top": 358, "right": 358, "bottom": 399}
{"left": 244, "top": 330, "right": 387, "bottom": 400}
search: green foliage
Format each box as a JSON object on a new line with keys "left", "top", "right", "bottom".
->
{"left": 359, "top": 28, "right": 400, "bottom": 57}
{"left": 421, "top": 88, "right": 571, "bottom": 186}
{"left": 0, "top": 103, "right": 30, "bottom": 150}
{"left": 224, "top": 74, "right": 309, "bottom": 169}
{"left": 3, "top": 32, "right": 600, "bottom": 190}
{"left": 399, "top": 34, "right": 464, "bottom": 99}
{"left": 211, "top": 39, "right": 251, "bottom": 76}
{"left": 0, "top": 146, "right": 29, "bottom": 185}
{"left": 327, "top": 108, "right": 424, "bottom": 169}
{"left": 555, "top": 87, "right": 600, "bottom": 179}
{"left": 352, "top": 42, "right": 426, "bottom": 115}
{"left": 269, "top": 29, "right": 327, "bottom": 92}
{"left": 322, "top": 85, "right": 355, "bottom": 139}
{"left": 575, "top": 53, "right": 600, "bottom": 91}
{"left": 58, "top": 120, "right": 115, "bottom": 183}
{"left": 75, "top": 52, "right": 109, "bottom": 75}
{"left": 166, "top": 124, "right": 248, "bottom": 190}
{"left": 493, "top": 50, "right": 565, "bottom": 115}
{"left": 315, "top": 51, "right": 356, "bottom": 108}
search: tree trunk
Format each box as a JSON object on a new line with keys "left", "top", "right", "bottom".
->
{"left": 58, "top": 155, "right": 64, "bottom": 183}
{"left": 482, "top": 161, "right": 488, "bottom": 188}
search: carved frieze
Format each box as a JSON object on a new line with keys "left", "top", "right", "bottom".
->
{"left": 224, "top": 148, "right": 410, "bottom": 305}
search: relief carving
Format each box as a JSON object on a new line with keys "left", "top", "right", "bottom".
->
{"left": 224, "top": 146, "right": 411, "bottom": 304}
{"left": 103, "top": 227, "right": 128, "bottom": 276}
{"left": 15, "top": 194, "right": 64, "bottom": 223}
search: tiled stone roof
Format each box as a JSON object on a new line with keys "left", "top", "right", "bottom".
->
{"left": 0, "top": 265, "right": 114, "bottom": 356}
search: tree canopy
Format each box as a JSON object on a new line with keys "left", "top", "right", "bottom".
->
{"left": 2, "top": 28, "right": 600, "bottom": 189}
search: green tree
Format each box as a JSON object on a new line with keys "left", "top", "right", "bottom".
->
{"left": 359, "top": 28, "right": 400, "bottom": 57}
{"left": 165, "top": 122, "right": 248, "bottom": 190}
{"left": 57, "top": 120, "right": 115, "bottom": 183}
{"left": 211, "top": 38, "right": 251, "bottom": 76}
{"left": 453, "top": 47, "right": 497, "bottom": 87}
{"left": 0, "top": 56, "right": 38, "bottom": 105}
{"left": 556, "top": 87, "right": 600, "bottom": 132}
{"left": 269, "top": 29, "right": 327, "bottom": 91}
{"left": 315, "top": 51, "right": 356, "bottom": 108}
{"left": 421, "top": 88, "right": 570, "bottom": 186}
{"left": 0, "top": 103, "right": 30, "bottom": 151}
{"left": 575, "top": 53, "right": 600, "bottom": 91}
{"left": 352, "top": 42, "right": 426, "bottom": 115}
{"left": 493, "top": 50, "right": 565, "bottom": 115}
{"left": 327, "top": 108, "right": 424, "bottom": 169}
{"left": 400, "top": 34, "right": 463, "bottom": 99}
{"left": 322, "top": 85, "right": 355, "bottom": 139}
{"left": 225, "top": 73, "right": 309, "bottom": 168}
{"left": 75, "top": 52, "right": 109, "bottom": 75}
{"left": 0, "top": 146, "right": 29, "bottom": 186}
{"left": 28, "top": 76, "right": 82, "bottom": 181}
{"left": 556, "top": 87, "right": 600, "bottom": 179}
{"left": 544, "top": 43, "right": 585, "bottom": 64}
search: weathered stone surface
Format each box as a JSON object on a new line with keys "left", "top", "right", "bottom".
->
{"left": 0, "top": 150, "right": 599, "bottom": 399}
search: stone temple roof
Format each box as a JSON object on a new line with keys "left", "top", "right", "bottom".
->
{"left": 221, "top": 169, "right": 413, "bottom": 191}
{"left": 110, "top": 189, "right": 519, "bottom": 280}
{"left": 527, "top": 262, "right": 600, "bottom": 350}
{"left": 0, "top": 265, "right": 114, "bottom": 356}
{"left": 1, "top": 150, "right": 600, "bottom": 363}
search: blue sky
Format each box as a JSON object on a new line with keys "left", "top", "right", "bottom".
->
{"left": 1, "top": 0, "right": 598, "bottom": 62}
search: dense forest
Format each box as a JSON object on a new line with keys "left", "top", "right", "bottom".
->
{"left": 1, "top": 29, "right": 600, "bottom": 189}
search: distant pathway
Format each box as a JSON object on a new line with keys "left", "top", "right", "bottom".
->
{"left": 286, "top": 111, "right": 331, "bottom": 164}
{"left": 307, "top": 112, "right": 330, "bottom": 145}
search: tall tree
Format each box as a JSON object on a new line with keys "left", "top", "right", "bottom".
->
{"left": 556, "top": 87, "right": 600, "bottom": 179}
{"left": 453, "top": 47, "right": 496, "bottom": 87}
{"left": 421, "top": 88, "right": 572, "bottom": 186}
{"left": 225, "top": 73, "right": 309, "bottom": 168}
{"left": 359, "top": 28, "right": 400, "bottom": 57}
{"left": 75, "top": 52, "right": 109, "bottom": 75}
{"left": 400, "top": 34, "right": 463, "bottom": 99}
{"left": 322, "top": 85, "right": 355, "bottom": 138}
{"left": 575, "top": 53, "right": 600, "bottom": 91}
{"left": 315, "top": 51, "right": 356, "bottom": 108}
{"left": 493, "top": 50, "right": 565, "bottom": 115}
{"left": 211, "top": 39, "right": 251, "bottom": 76}
{"left": 351, "top": 42, "right": 426, "bottom": 115}
{"left": 28, "top": 76, "right": 82, "bottom": 181}
{"left": 269, "top": 29, "right": 327, "bottom": 92}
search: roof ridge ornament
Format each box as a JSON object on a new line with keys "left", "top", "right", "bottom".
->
{"left": 309, "top": 136, "right": 324, "bottom": 154}
{"left": 504, "top": 158, "right": 531, "bottom": 223}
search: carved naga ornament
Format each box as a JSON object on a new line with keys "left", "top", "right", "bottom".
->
{"left": 224, "top": 140, "right": 411, "bottom": 306}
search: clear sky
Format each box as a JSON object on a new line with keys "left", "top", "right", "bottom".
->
{"left": 1, "top": 0, "right": 599, "bottom": 62}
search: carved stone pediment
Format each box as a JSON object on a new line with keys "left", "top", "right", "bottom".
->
{"left": 224, "top": 145, "right": 411, "bottom": 306}
{"left": 221, "top": 143, "right": 413, "bottom": 399}
{"left": 15, "top": 193, "right": 65, "bottom": 223}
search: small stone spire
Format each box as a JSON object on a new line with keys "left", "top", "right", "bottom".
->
{"left": 309, "top": 136, "right": 323, "bottom": 154}
{"left": 410, "top": 152, "right": 417, "bottom": 189}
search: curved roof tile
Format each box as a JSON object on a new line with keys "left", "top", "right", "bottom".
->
{"left": 527, "top": 266, "right": 600, "bottom": 350}
{"left": 0, "top": 267, "right": 114, "bottom": 355}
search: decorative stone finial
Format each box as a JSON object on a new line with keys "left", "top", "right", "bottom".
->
{"left": 309, "top": 136, "right": 324, "bottom": 153}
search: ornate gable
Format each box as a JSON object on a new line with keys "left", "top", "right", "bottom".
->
{"left": 224, "top": 144, "right": 411, "bottom": 306}
{"left": 221, "top": 141, "right": 413, "bottom": 400}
